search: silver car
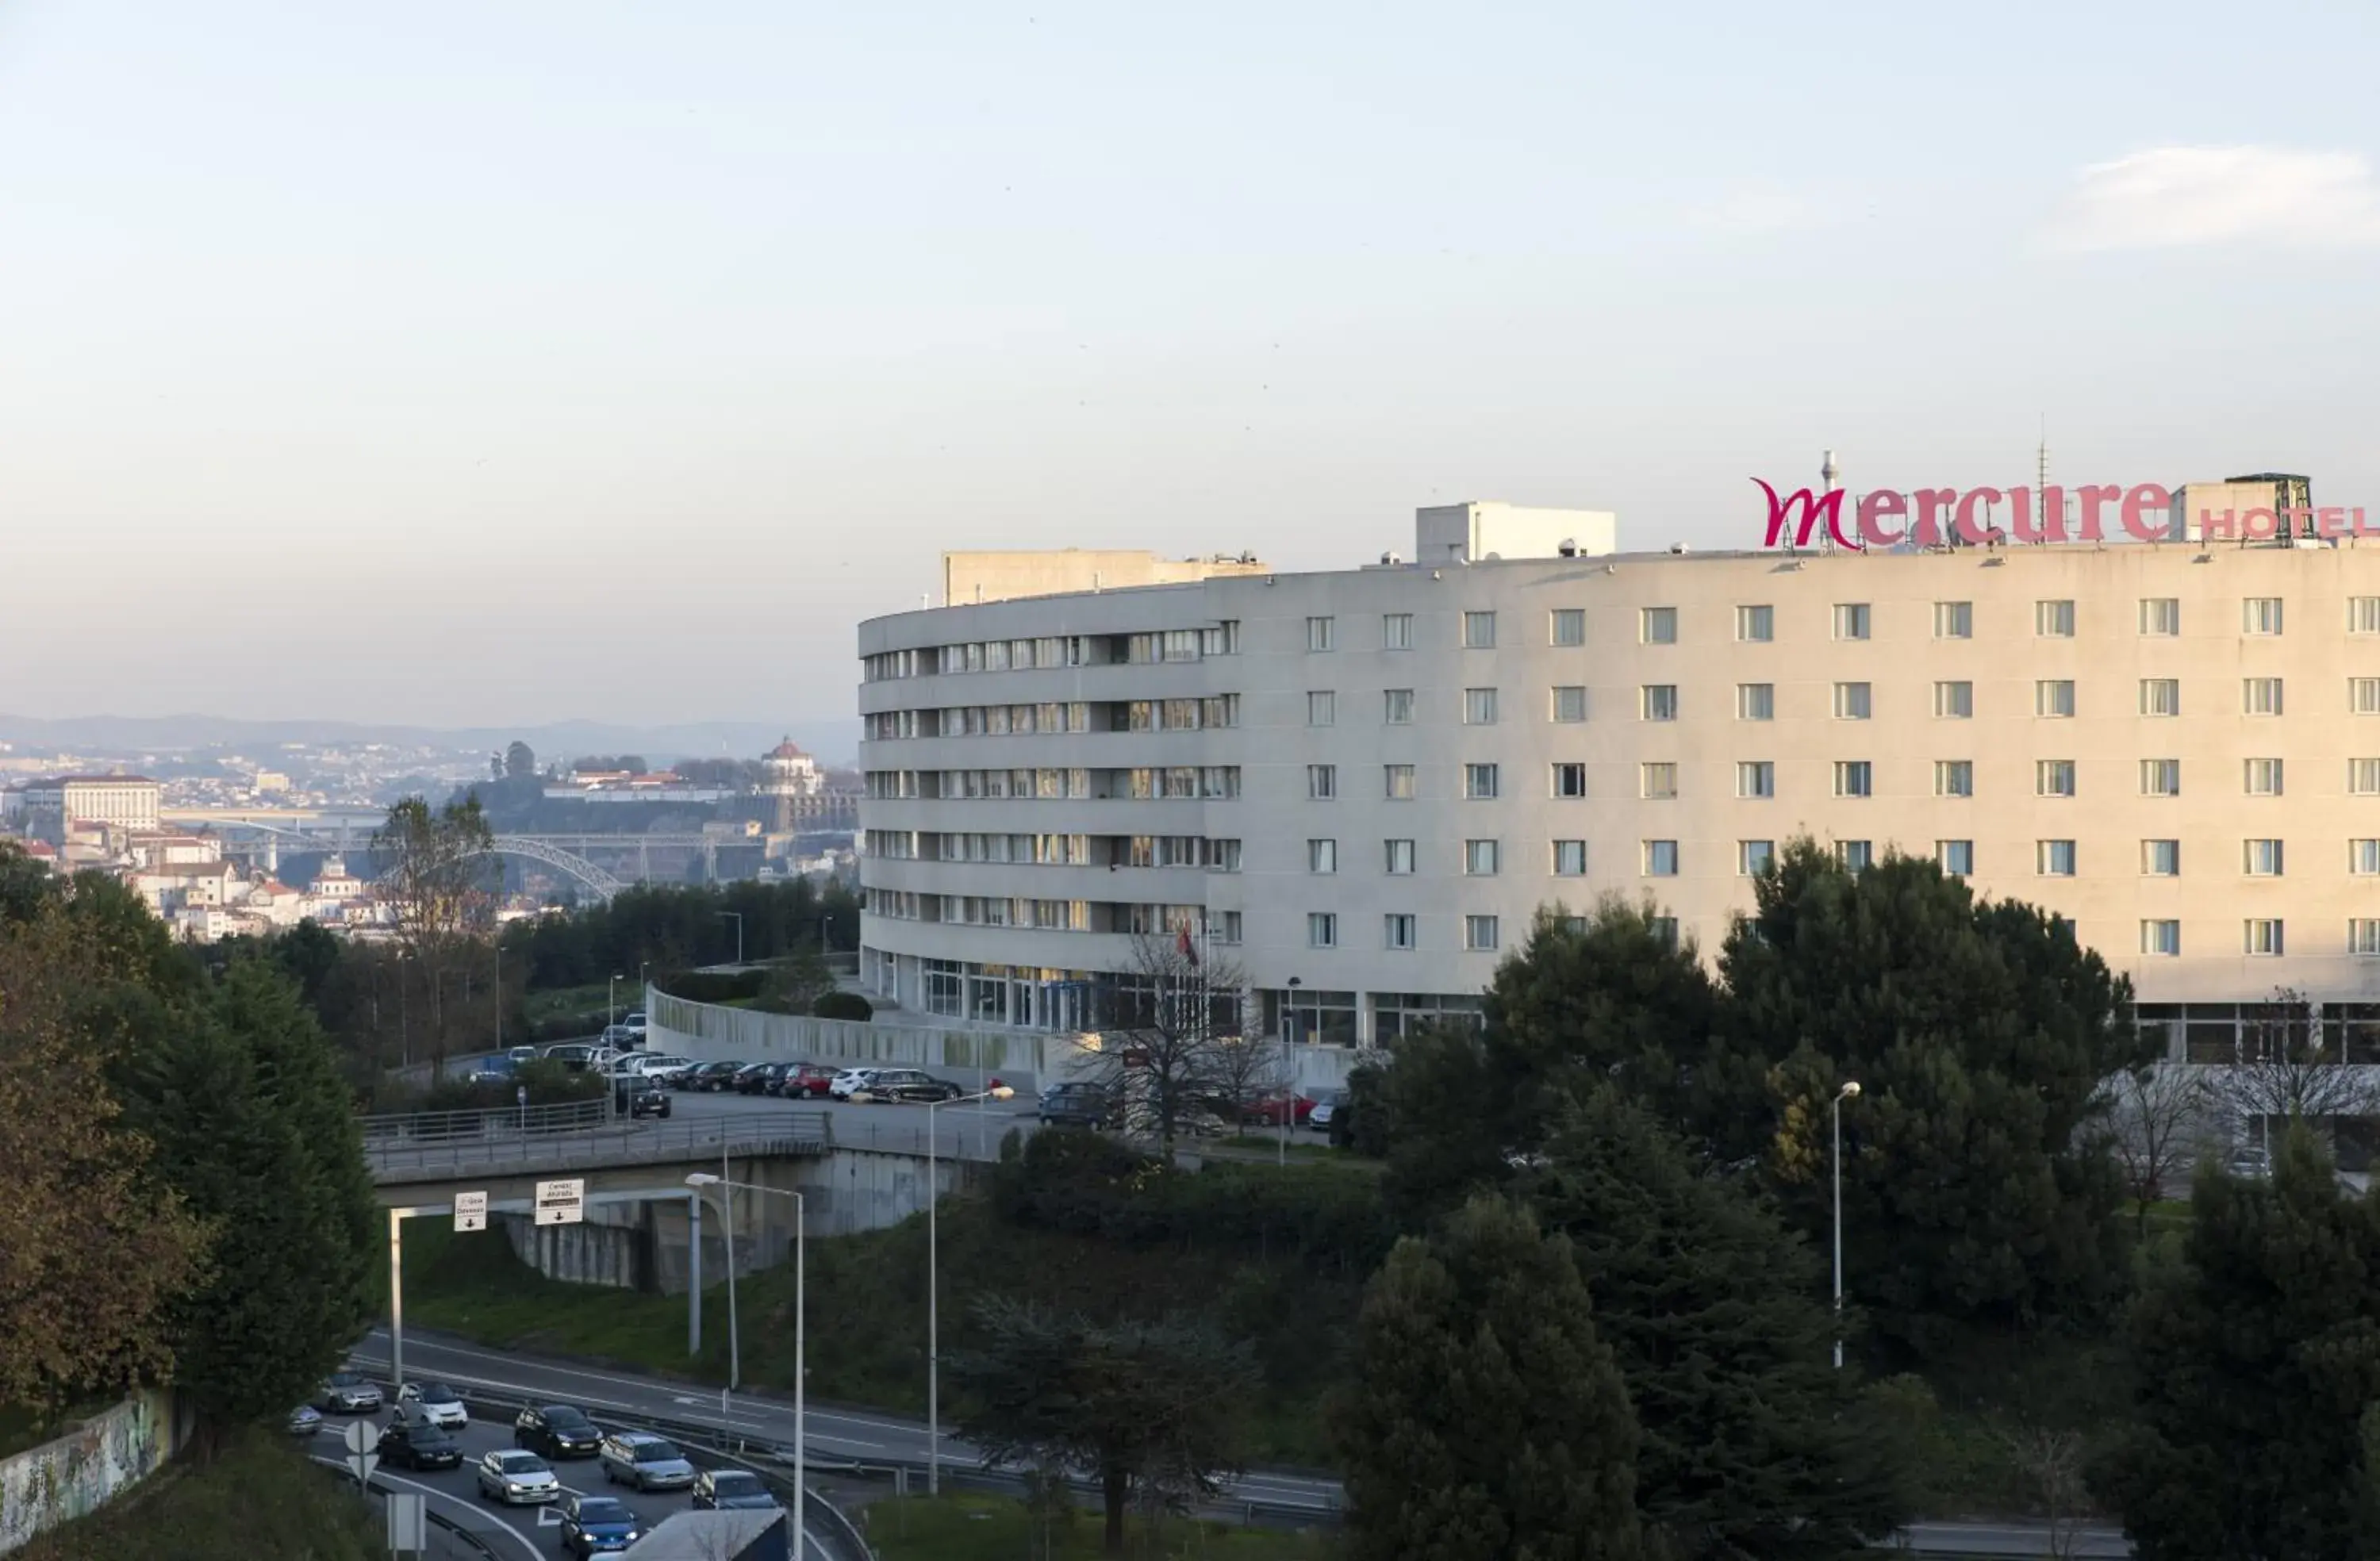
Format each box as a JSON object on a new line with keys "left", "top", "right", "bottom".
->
{"left": 598, "top": 1431, "right": 697, "bottom": 1492}
{"left": 287, "top": 1404, "right": 324, "bottom": 1437}
{"left": 476, "top": 1448, "right": 562, "bottom": 1505}
{"left": 316, "top": 1371, "right": 382, "bottom": 1413}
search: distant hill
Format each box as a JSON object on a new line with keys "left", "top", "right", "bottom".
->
{"left": 0, "top": 713, "right": 861, "bottom": 768}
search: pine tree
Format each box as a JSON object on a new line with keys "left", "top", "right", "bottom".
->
{"left": 1528, "top": 1087, "right": 1910, "bottom": 1559}
{"left": 1335, "top": 1194, "right": 1643, "bottom": 1561}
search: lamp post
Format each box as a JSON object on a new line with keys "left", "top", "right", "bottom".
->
{"left": 685, "top": 1172, "right": 804, "bottom": 1540}
{"left": 608, "top": 972, "right": 624, "bottom": 1031}
{"left": 1833, "top": 1080, "right": 1861, "bottom": 1370}
{"left": 925, "top": 1084, "right": 1015, "bottom": 1494}
{"left": 720, "top": 912, "right": 743, "bottom": 968}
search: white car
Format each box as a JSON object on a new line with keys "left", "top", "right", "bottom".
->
{"left": 623, "top": 1010, "right": 650, "bottom": 1040}
{"left": 476, "top": 1448, "right": 561, "bottom": 1505}
{"left": 631, "top": 1054, "right": 697, "bottom": 1083}
{"left": 394, "top": 1380, "right": 468, "bottom": 1429}
{"left": 827, "top": 1068, "right": 881, "bottom": 1100}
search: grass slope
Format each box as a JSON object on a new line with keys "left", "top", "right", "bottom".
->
{"left": 862, "top": 1492, "right": 1340, "bottom": 1560}
{"left": 13, "top": 1431, "right": 381, "bottom": 1561}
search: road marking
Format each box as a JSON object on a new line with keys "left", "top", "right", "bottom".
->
{"left": 313, "top": 1456, "right": 544, "bottom": 1561}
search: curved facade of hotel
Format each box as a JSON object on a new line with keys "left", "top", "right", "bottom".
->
{"left": 857, "top": 512, "right": 2380, "bottom": 1059}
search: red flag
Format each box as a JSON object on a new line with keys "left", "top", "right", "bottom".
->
{"left": 1177, "top": 925, "right": 1200, "bottom": 967}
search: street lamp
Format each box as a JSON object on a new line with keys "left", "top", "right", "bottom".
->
{"left": 1833, "top": 1080, "right": 1861, "bottom": 1371}
{"left": 608, "top": 973, "right": 624, "bottom": 1031}
{"left": 925, "top": 1085, "right": 1015, "bottom": 1494}
{"left": 685, "top": 1172, "right": 805, "bottom": 1536}
{"left": 719, "top": 912, "right": 744, "bottom": 967}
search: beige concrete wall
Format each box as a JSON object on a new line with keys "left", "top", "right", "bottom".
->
{"left": 942, "top": 550, "right": 1267, "bottom": 606}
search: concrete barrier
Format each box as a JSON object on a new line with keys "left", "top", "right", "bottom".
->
{"left": 0, "top": 1390, "right": 192, "bottom": 1555}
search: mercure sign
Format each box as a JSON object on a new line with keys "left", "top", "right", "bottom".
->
{"left": 1756, "top": 479, "right": 2376, "bottom": 552}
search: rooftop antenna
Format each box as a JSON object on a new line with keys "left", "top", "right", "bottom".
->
{"left": 1820, "top": 450, "right": 1841, "bottom": 553}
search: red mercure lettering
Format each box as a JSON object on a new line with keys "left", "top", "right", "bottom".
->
{"left": 2122, "top": 483, "right": 2172, "bottom": 542}
{"left": 2077, "top": 485, "right": 2123, "bottom": 542}
{"left": 1952, "top": 487, "right": 2002, "bottom": 547}
{"left": 1755, "top": 480, "right": 1858, "bottom": 550}
{"left": 2036, "top": 485, "right": 2070, "bottom": 543}
{"left": 1856, "top": 489, "right": 1907, "bottom": 548}
{"left": 1910, "top": 488, "right": 1958, "bottom": 548}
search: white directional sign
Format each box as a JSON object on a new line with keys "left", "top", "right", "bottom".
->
{"left": 453, "top": 1191, "right": 488, "bottom": 1233}
{"left": 535, "top": 1178, "right": 585, "bottom": 1227}
{"left": 342, "top": 1418, "right": 379, "bottom": 1486}
{"left": 386, "top": 1492, "right": 427, "bottom": 1553}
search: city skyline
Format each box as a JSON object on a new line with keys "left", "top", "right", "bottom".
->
{"left": 5, "top": 0, "right": 2376, "bottom": 727}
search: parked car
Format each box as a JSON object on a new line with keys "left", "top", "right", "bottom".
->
{"left": 315, "top": 1371, "right": 382, "bottom": 1413}
{"left": 781, "top": 1064, "right": 835, "bottom": 1099}
{"left": 855, "top": 1068, "right": 965, "bottom": 1103}
{"left": 613, "top": 1079, "right": 672, "bottom": 1119}
{"left": 827, "top": 1068, "right": 881, "bottom": 1100}
{"left": 558, "top": 1494, "right": 647, "bottom": 1556}
{"left": 378, "top": 1417, "right": 464, "bottom": 1471}
{"left": 690, "top": 1469, "right": 781, "bottom": 1512}
{"left": 466, "top": 1056, "right": 515, "bottom": 1085}
{"left": 1237, "top": 1090, "right": 1317, "bottom": 1129}
{"left": 1037, "top": 1083, "right": 1115, "bottom": 1128}
{"left": 513, "top": 1403, "right": 603, "bottom": 1459}
{"left": 507, "top": 1045, "right": 540, "bottom": 1067}
{"left": 476, "top": 1448, "right": 562, "bottom": 1505}
{"left": 733, "top": 1062, "right": 783, "bottom": 1095}
{"left": 637, "top": 1055, "right": 697, "bottom": 1084}
{"left": 1307, "top": 1090, "right": 1349, "bottom": 1133}
{"left": 287, "top": 1404, "right": 323, "bottom": 1437}
{"left": 622, "top": 1010, "right": 649, "bottom": 1040}
{"left": 683, "top": 1060, "right": 743, "bottom": 1092}
{"left": 545, "top": 1043, "right": 598, "bottom": 1071}
{"left": 600, "top": 1024, "right": 638, "bottom": 1049}
{"left": 597, "top": 1431, "right": 697, "bottom": 1492}
{"left": 395, "top": 1380, "right": 468, "bottom": 1429}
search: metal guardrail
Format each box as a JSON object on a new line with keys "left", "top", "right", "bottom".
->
{"left": 362, "top": 1108, "right": 835, "bottom": 1181}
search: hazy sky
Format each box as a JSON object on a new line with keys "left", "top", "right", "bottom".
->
{"left": 5, "top": 2, "right": 2377, "bottom": 734}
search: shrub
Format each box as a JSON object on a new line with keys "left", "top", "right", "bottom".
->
{"left": 813, "top": 990, "right": 874, "bottom": 1022}
{"left": 656, "top": 968, "right": 767, "bottom": 1004}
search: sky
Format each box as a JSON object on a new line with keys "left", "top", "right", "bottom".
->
{"left": 4, "top": 1, "right": 2378, "bottom": 739}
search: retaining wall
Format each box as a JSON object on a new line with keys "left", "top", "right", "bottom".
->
{"left": 0, "top": 1390, "right": 192, "bottom": 1555}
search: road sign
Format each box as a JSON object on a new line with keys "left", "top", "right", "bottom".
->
{"left": 386, "top": 1492, "right": 427, "bottom": 1553}
{"left": 516, "top": 1084, "right": 528, "bottom": 1107}
{"left": 535, "top": 1178, "right": 585, "bottom": 1226}
{"left": 344, "top": 1420, "right": 377, "bottom": 1456}
{"left": 453, "top": 1191, "right": 488, "bottom": 1233}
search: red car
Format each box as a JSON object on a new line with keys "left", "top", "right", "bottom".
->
{"left": 1238, "top": 1091, "right": 1316, "bottom": 1128}
{"left": 781, "top": 1064, "right": 835, "bottom": 1099}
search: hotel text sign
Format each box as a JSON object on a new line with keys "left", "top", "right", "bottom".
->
{"left": 1756, "top": 480, "right": 2374, "bottom": 553}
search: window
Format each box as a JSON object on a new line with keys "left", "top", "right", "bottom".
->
{"left": 1641, "top": 607, "right": 1676, "bottom": 645}
{"left": 1740, "top": 839, "right": 1774, "bottom": 876}
{"left": 2141, "top": 921, "right": 2181, "bottom": 957}
{"left": 1936, "top": 760, "right": 1974, "bottom": 797}
{"left": 2037, "top": 839, "right": 2077, "bottom": 876}
{"left": 2141, "top": 759, "right": 2181, "bottom": 797}
{"left": 1307, "top": 838, "right": 1338, "bottom": 874}
{"left": 1834, "top": 761, "right": 1872, "bottom": 798}
{"left": 1737, "top": 761, "right": 1775, "bottom": 799}
{"left": 1307, "top": 690, "right": 1337, "bottom": 727}
{"left": 2038, "top": 760, "right": 2077, "bottom": 797}
{"left": 1834, "top": 681, "right": 1872, "bottom": 719}
{"left": 1938, "top": 839, "right": 1974, "bottom": 875}
{"left": 2355, "top": 679, "right": 2380, "bottom": 715}
{"left": 2140, "top": 597, "right": 2180, "bottom": 636}
{"left": 1837, "top": 840, "right": 1874, "bottom": 872}
{"left": 1641, "top": 685, "right": 1679, "bottom": 721}
{"left": 2353, "top": 759, "right": 2380, "bottom": 796}
{"left": 1464, "top": 688, "right": 1499, "bottom": 726}
{"left": 1383, "top": 688, "right": 1414, "bottom": 724}
{"left": 1464, "top": 763, "right": 1499, "bottom": 800}
{"left": 1464, "top": 839, "right": 1499, "bottom": 876}
{"left": 2245, "top": 919, "right": 2285, "bottom": 957}
{"left": 2354, "top": 597, "right": 2380, "bottom": 635}
{"left": 1384, "top": 838, "right": 1415, "bottom": 875}
{"left": 1384, "top": 914, "right": 1416, "bottom": 951}
{"left": 1464, "top": 915, "right": 1500, "bottom": 952}
{"left": 1737, "top": 683, "right": 1775, "bottom": 721}
{"left": 1552, "top": 762, "right": 1587, "bottom": 798}
{"left": 1382, "top": 612, "right": 1414, "bottom": 650}
{"left": 1306, "top": 616, "right": 1335, "bottom": 652}
{"left": 1462, "top": 611, "right": 1496, "bottom": 649}
{"left": 1199, "top": 623, "right": 1240, "bottom": 657}
{"left": 2035, "top": 599, "right": 2076, "bottom": 637}
{"left": 2036, "top": 680, "right": 2076, "bottom": 718}
{"left": 1384, "top": 764, "right": 1415, "bottom": 800}
{"left": 2245, "top": 758, "right": 2284, "bottom": 796}
{"left": 2243, "top": 677, "right": 2283, "bottom": 716}
{"left": 1641, "top": 762, "right": 1678, "bottom": 800}
{"left": 1307, "top": 764, "right": 1338, "bottom": 800}
{"left": 1934, "top": 681, "right": 1973, "bottom": 719}
{"left": 2244, "top": 838, "right": 2284, "bottom": 876}
{"left": 1833, "top": 603, "right": 1871, "bottom": 640}
{"left": 1736, "top": 604, "right": 1773, "bottom": 642}
{"left": 1211, "top": 911, "right": 1242, "bottom": 944}
{"left": 2140, "top": 679, "right": 2180, "bottom": 717}
{"left": 1553, "top": 839, "right": 1587, "bottom": 876}
{"left": 1307, "top": 913, "right": 1338, "bottom": 949}
{"left": 2143, "top": 839, "right": 2181, "bottom": 876}
{"left": 2353, "top": 839, "right": 2380, "bottom": 876}
{"left": 1549, "top": 608, "right": 1584, "bottom": 646}
{"left": 1551, "top": 685, "right": 1587, "bottom": 723}
{"left": 2354, "top": 920, "right": 2380, "bottom": 957}
{"left": 1933, "top": 600, "right": 1972, "bottom": 639}
{"left": 1643, "top": 840, "right": 1679, "bottom": 876}
{"left": 2243, "top": 597, "right": 2283, "bottom": 636}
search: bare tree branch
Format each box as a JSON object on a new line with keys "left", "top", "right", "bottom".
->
{"left": 1080, "top": 932, "right": 1250, "bottom": 1155}
{"left": 2223, "top": 988, "right": 2380, "bottom": 1162}
{"left": 2094, "top": 1063, "right": 2217, "bottom": 1226}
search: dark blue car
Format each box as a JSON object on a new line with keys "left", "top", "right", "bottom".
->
{"left": 559, "top": 1494, "right": 645, "bottom": 1555}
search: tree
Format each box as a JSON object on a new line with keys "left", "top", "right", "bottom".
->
{"left": 2225, "top": 987, "right": 2380, "bottom": 1162}
{"left": 374, "top": 796, "right": 497, "bottom": 951}
{"left": 505, "top": 740, "right": 537, "bottom": 780}
{"left": 2096, "top": 1126, "right": 2380, "bottom": 1559}
{"left": 1522, "top": 1087, "right": 1910, "bottom": 1559}
{"left": 113, "top": 959, "right": 379, "bottom": 1449}
{"left": 1080, "top": 932, "right": 1249, "bottom": 1153}
{"left": 951, "top": 1298, "right": 1256, "bottom": 1555}
{"left": 0, "top": 907, "right": 209, "bottom": 1413}
{"left": 2002, "top": 1425, "right": 2090, "bottom": 1561}
{"left": 2097, "top": 1063, "right": 2217, "bottom": 1232}
{"left": 1334, "top": 1195, "right": 1643, "bottom": 1561}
